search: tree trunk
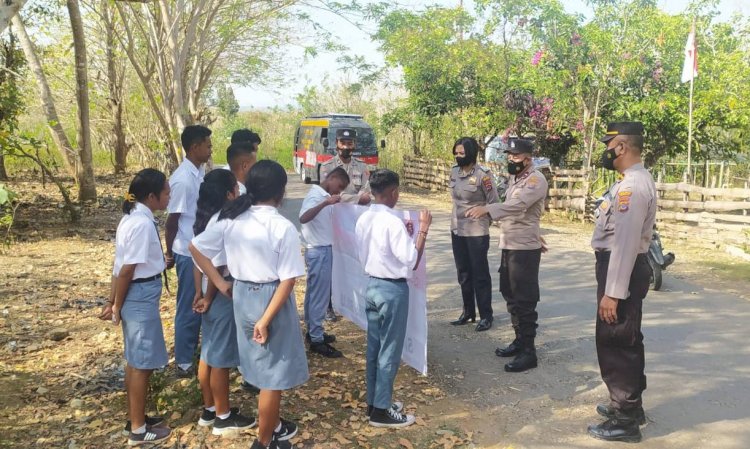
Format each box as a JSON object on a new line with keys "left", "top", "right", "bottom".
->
{"left": 11, "top": 14, "right": 78, "bottom": 174}
{"left": 0, "top": 0, "right": 27, "bottom": 34}
{"left": 0, "top": 150, "right": 7, "bottom": 181}
{"left": 102, "top": 0, "right": 127, "bottom": 174}
{"left": 67, "top": 0, "right": 97, "bottom": 201}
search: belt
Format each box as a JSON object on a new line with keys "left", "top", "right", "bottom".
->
{"left": 131, "top": 274, "right": 161, "bottom": 284}
{"left": 370, "top": 276, "right": 407, "bottom": 283}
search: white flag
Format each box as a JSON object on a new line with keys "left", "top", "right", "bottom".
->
{"left": 681, "top": 25, "right": 698, "bottom": 83}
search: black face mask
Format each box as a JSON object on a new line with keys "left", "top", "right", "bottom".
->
{"left": 600, "top": 144, "right": 621, "bottom": 171}
{"left": 455, "top": 156, "right": 472, "bottom": 167}
{"left": 339, "top": 149, "right": 353, "bottom": 159}
{"left": 507, "top": 159, "right": 526, "bottom": 175}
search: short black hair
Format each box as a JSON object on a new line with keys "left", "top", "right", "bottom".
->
{"left": 369, "top": 169, "right": 400, "bottom": 195}
{"left": 194, "top": 169, "right": 237, "bottom": 235}
{"left": 181, "top": 125, "right": 212, "bottom": 152}
{"left": 325, "top": 167, "right": 350, "bottom": 186}
{"left": 452, "top": 137, "right": 480, "bottom": 164}
{"left": 231, "top": 128, "right": 261, "bottom": 145}
{"left": 227, "top": 141, "right": 256, "bottom": 167}
{"left": 219, "top": 160, "right": 287, "bottom": 220}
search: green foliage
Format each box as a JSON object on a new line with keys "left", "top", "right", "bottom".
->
{"left": 0, "top": 184, "right": 18, "bottom": 247}
{"left": 215, "top": 84, "right": 240, "bottom": 119}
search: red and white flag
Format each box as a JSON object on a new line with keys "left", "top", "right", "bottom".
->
{"left": 681, "top": 23, "right": 698, "bottom": 83}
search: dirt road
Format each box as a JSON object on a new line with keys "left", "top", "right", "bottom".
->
{"left": 283, "top": 176, "right": 750, "bottom": 449}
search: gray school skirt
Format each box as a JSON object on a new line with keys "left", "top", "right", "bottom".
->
{"left": 120, "top": 278, "right": 168, "bottom": 370}
{"left": 200, "top": 289, "right": 240, "bottom": 368}
{"left": 233, "top": 280, "right": 309, "bottom": 391}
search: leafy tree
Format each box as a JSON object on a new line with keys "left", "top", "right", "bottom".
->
{"left": 216, "top": 84, "right": 240, "bottom": 118}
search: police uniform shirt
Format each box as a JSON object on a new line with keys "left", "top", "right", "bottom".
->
{"left": 168, "top": 159, "right": 204, "bottom": 256}
{"left": 319, "top": 155, "right": 371, "bottom": 202}
{"left": 191, "top": 205, "right": 305, "bottom": 283}
{"left": 485, "top": 168, "right": 548, "bottom": 250}
{"left": 299, "top": 185, "right": 334, "bottom": 248}
{"left": 113, "top": 202, "right": 166, "bottom": 279}
{"left": 591, "top": 163, "right": 656, "bottom": 299}
{"left": 355, "top": 204, "right": 418, "bottom": 280}
{"left": 450, "top": 165, "right": 500, "bottom": 237}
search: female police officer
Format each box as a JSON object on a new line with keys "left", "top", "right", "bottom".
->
{"left": 449, "top": 137, "right": 500, "bottom": 332}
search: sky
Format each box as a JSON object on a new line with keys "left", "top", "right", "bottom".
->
{"left": 234, "top": 0, "right": 748, "bottom": 110}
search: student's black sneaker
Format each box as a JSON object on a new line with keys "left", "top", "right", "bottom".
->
{"left": 309, "top": 342, "right": 343, "bottom": 358}
{"left": 367, "top": 401, "right": 404, "bottom": 417}
{"left": 212, "top": 410, "right": 257, "bottom": 435}
{"left": 127, "top": 426, "right": 171, "bottom": 446}
{"left": 241, "top": 380, "right": 261, "bottom": 394}
{"left": 305, "top": 332, "right": 336, "bottom": 344}
{"left": 122, "top": 415, "right": 165, "bottom": 436}
{"left": 273, "top": 418, "right": 298, "bottom": 441}
{"left": 250, "top": 434, "right": 292, "bottom": 449}
{"left": 369, "top": 407, "right": 416, "bottom": 428}
{"left": 176, "top": 365, "right": 195, "bottom": 378}
{"left": 198, "top": 406, "right": 239, "bottom": 427}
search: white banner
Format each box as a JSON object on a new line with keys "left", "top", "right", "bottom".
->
{"left": 331, "top": 203, "right": 428, "bottom": 375}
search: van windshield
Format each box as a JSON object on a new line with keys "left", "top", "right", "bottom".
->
{"left": 329, "top": 127, "right": 377, "bottom": 156}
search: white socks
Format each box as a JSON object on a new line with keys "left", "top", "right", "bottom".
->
{"left": 132, "top": 424, "right": 146, "bottom": 435}
{"left": 205, "top": 406, "right": 216, "bottom": 412}
{"left": 274, "top": 421, "right": 282, "bottom": 432}
{"left": 217, "top": 411, "right": 231, "bottom": 420}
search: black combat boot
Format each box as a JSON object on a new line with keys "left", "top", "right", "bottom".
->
{"left": 495, "top": 338, "right": 522, "bottom": 357}
{"left": 504, "top": 344, "right": 537, "bottom": 372}
{"left": 588, "top": 409, "right": 642, "bottom": 443}
{"left": 596, "top": 404, "right": 646, "bottom": 425}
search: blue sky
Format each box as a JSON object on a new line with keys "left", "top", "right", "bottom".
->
{"left": 235, "top": 0, "right": 748, "bottom": 109}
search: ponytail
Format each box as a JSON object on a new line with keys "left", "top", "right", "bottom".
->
{"left": 194, "top": 169, "right": 236, "bottom": 235}
{"left": 219, "top": 160, "right": 286, "bottom": 220}
{"left": 123, "top": 168, "right": 167, "bottom": 214}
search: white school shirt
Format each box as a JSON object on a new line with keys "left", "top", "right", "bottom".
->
{"left": 191, "top": 205, "right": 305, "bottom": 283}
{"left": 113, "top": 202, "right": 166, "bottom": 279}
{"left": 299, "top": 185, "right": 333, "bottom": 248}
{"left": 168, "top": 159, "right": 204, "bottom": 256}
{"left": 355, "top": 204, "right": 418, "bottom": 280}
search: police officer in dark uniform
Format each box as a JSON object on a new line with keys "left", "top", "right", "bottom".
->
{"left": 466, "top": 138, "right": 547, "bottom": 372}
{"left": 448, "top": 137, "right": 500, "bottom": 332}
{"left": 588, "top": 122, "right": 656, "bottom": 443}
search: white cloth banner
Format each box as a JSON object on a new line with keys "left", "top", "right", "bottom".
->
{"left": 330, "top": 203, "right": 428, "bottom": 375}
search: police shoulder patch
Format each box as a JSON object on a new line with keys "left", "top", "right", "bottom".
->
{"left": 482, "top": 175, "right": 493, "bottom": 192}
{"left": 617, "top": 189, "right": 632, "bottom": 212}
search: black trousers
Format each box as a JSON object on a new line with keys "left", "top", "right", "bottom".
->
{"left": 499, "top": 249, "right": 541, "bottom": 347}
{"left": 451, "top": 233, "right": 493, "bottom": 320}
{"left": 595, "top": 251, "right": 650, "bottom": 412}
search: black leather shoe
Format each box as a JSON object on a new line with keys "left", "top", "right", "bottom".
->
{"left": 475, "top": 318, "right": 493, "bottom": 332}
{"left": 306, "top": 332, "right": 336, "bottom": 344}
{"left": 309, "top": 342, "right": 343, "bottom": 358}
{"left": 450, "top": 313, "right": 476, "bottom": 326}
{"left": 596, "top": 404, "right": 646, "bottom": 426}
{"left": 504, "top": 348, "right": 537, "bottom": 372}
{"left": 587, "top": 417, "right": 642, "bottom": 443}
{"left": 495, "top": 340, "right": 522, "bottom": 358}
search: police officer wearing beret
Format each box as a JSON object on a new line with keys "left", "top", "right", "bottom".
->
{"left": 319, "top": 128, "right": 371, "bottom": 205}
{"left": 449, "top": 137, "right": 500, "bottom": 332}
{"left": 466, "top": 138, "right": 547, "bottom": 372}
{"left": 587, "top": 122, "right": 656, "bottom": 443}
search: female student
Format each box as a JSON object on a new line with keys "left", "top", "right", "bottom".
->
{"left": 99, "top": 169, "right": 172, "bottom": 446}
{"left": 191, "top": 169, "right": 256, "bottom": 434}
{"left": 190, "top": 160, "right": 308, "bottom": 449}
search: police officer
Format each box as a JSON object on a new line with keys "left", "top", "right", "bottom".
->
{"left": 319, "top": 128, "right": 371, "bottom": 205}
{"left": 587, "top": 122, "right": 655, "bottom": 443}
{"left": 466, "top": 138, "right": 547, "bottom": 373}
{"left": 449, "top": 137, "right": 500, "bottom": 332}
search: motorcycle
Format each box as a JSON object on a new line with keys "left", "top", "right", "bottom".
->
{"left": 647, "top": 228, "right": 675, "bottom": 291}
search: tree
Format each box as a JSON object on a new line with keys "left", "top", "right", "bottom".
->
{"left": 0, "top": 31, "right": 25, "bottom": 180}
{"left": 216, "top": 84, "right": 239, "bottom": 118}
{"left": 0, "top": 0, "right": 27, "bottom": 34}
{"left": 67, "top": 0, "right": 96, "bottom": 201}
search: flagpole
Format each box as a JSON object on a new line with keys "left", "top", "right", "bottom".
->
{"left": 687, "top": 71, "right": 694, "bottom": 182}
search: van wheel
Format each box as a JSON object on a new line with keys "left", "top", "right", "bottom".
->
{"left": 301, "top": 164, "right": 311, "bottom": 184}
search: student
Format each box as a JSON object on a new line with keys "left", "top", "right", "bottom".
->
{"left": 190, "top": 160, "right": 307, "bottom": 449}
{"left": 166, "top": 125, "right": 212, "bottom": 378}
{"left": 225, "top": 141, "right": 257, "bottom": 196}
{"left": 230, "top": 128, "right": 262, "bottom": 152}
{"left": 190, "top": 169, "right": 256, "bottom": 435}
{"left": 99, "top": 169, "right": 172, "bottom": 446}
{"left": 354, "top": 169, "right": 432, "bottom": 428}
{"left": 299, "top": 167, "right": 350, "bottom": 358}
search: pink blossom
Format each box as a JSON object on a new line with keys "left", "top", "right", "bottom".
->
{"left": 575, "top": 120, "right": 585, "bottom": 132}
{"left": 531, "top": 50, "right": 544, "bottom": 66}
